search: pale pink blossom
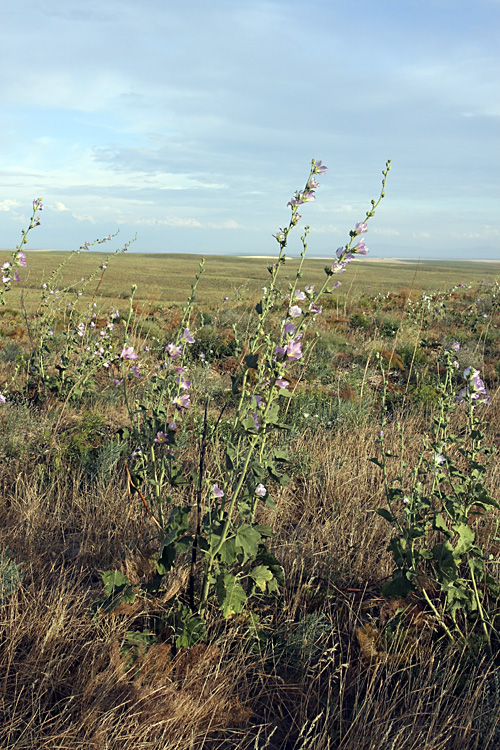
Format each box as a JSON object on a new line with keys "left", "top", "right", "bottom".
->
{"left": 121, "top": 346, "right": 138, "bottom": 360}
{"left": 355, "top": 222, "right": 368, "bottom": 235}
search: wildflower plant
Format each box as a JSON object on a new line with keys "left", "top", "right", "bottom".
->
{"left": 374, "top": 345, "right": 498, "bottom": 650}
{"left": 99, "top": 158, "right": 391, "bottom": 646}
{"left": 23, "top": 233, "right": 134, "bottom": 399}
{"left": 0, "top": 199, "right": 42, "bottom": 306}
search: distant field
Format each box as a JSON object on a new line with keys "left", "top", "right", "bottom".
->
{"left": 3, "top": 250, "right": 499, "bottom": 312}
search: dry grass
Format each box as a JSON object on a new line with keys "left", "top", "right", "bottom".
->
{"left": 1, "top": 392, "right": 500, "bottom": 749}
{"left": 1, "top": 259, "right": 499, "bottom": 748}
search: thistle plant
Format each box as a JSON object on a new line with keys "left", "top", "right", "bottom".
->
{"left": 97, "top": 158, "right": 391, "bottom": 647}
{"left": 374, "top": 345, "right": 498, "bottom": 650}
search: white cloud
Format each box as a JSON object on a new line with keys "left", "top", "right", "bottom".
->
{"left": 132, "top": 216, "right": 242, "bottom": 229}
{"left": 372, "top": 227, "right": 401, "bottom": 237}
{"left": 54, "top": 201, "right": 70, "bottom": 212}
{"left": 451, "top": 227, "right": 500, "bottom": 240}
{"left": 0, "top": 199, "right": 20, "bottom": 212}
{"left": 73, "top": 213, "right": 97, "bottom": 224}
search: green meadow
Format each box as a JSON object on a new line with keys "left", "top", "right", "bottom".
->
{"left": 6, "top": 250, "right": 500, "bottom": 310}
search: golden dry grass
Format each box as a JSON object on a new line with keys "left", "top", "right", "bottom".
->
{"left": 1, "top": 391, "right": 500, "bottom": 748}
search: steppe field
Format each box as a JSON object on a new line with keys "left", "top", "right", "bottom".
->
{"left": 1, "top": 249, "right": 500, "bottom": 749}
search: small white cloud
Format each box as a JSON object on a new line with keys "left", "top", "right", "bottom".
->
{"left": 54, "top": 201, "right": 70, "bottom": 212}
{"left": 310, "top": 224, "right": 343, "bottom": 234}
{"left": 451, "top": 227, "right": 500, "bottom": 240}
{"left": 73, "top": 214, "right": 97, "bottom": 224}
{"left": 411, "top": 231, "right": 431, "bottom": 240}
{"left": 133, "top": 216, "right": 203, "bottom": 228}
{"left": 0, "top": 199, "right": 20, "bottom": 212}
{"left": 207, "top": 219, "right": 242, "bottom": 229}
{"left": 372, "top": 227, "right": 401, "bottom": 236}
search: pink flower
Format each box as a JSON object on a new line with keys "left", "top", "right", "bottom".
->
{"left": 302, "top": 190, "right": 316, "bottom": 202}
{"left": 288, "top": 305, "right": 302, "bottom": 318}
{"left": 121, "top": 346, "right": 138, "bottom": 360}
{"left": 354, "top": 239, "right": 369, "bottom": 255}
{"left": 154, "top": 431, "right": 169, "bottom": 445}
{"left": 307, "top": 176, "right": 320, "bottom": 189}
{"left": 255, "top": 484, "right": 267, "bottom": 497}
{"left": 309, "top": 303, "right": 322, "bottom": 314}
{"left": 213, "top": 484, "right": 224, "bottom": 498}
{"left": 313, "top": 160, "right": 328, "bottom": 174}
{"left": 0, "top": 392, "right": 6, "bottom": 403}
{"left": 286, "top": 338, "right": 303, "bottom": 361}
{"left": 166, "top": 343, "right": 182, "bottom": 359}
{"left": 283, "top": 323, "right": 296, "bottom": 335}
{"left": 355, "top": 222, "right": 368, "bottom": 235}
{"left": 288, "top": 190, "right": 316, "bottom": 208}
{"left": 183, "top": 329, "right": 195, "bottom": 344}
{"left": 331, "top": 260, "right": 349, "bottom": 274}
{"left": 294, "top": 290, "right": 306, "bottom": 301}
{"left": 172, "top": 394, "right": 190, "bottom": 409}
{"left": 275, "top": 378, "right": 289, "bottom": 389}
{"left": 15, "top": 251, "right": 27, "bottom": 267}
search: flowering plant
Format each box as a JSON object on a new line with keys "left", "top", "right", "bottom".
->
{"left": 374, "top": 346, "right": 498, "bottom": 650}
{"left": 0, "top": 199, "right": 42, "bottom": 306}
{"left": 93, "top": 158, "right": 391, "bottom": 645}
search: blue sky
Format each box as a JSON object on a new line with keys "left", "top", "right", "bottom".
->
{"left": 2, "top": 0, "right": 499, "bottom": 260}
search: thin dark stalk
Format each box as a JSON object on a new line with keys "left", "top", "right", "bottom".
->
{"left": 189, "top": 400, "right": 209, "bottom": 611}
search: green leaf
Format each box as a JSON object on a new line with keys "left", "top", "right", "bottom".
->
{"left": 101, "top": 570, "right": 134, "bottom": 600}
{"left": 376, "top": 508, "right": 396, "bottom": 523}
{"left": 369, "top": 457, "right": 383, "bottom": 469}
{"left": 250, "top": 565, "right": 274, "bottom": 592}
{"left": 216, "top": 572, "right": 247, "bottom": 618}
{"left": 244, "top": 353, "right": 259, "bottom": 370}
{"left": 255, "top": 547, "right": 284, "bottom": 586}
{"left": 218, "top": 537, "right": 237, "bottom": 565}
{"left": 173, "top": 605, "right": 206, "bottom": 649}
{"left": 253, "top": 524, "right": 274, "bottom": 538}
{"left": 264, "top": 495, "right": 277, "bottom": 511}
{"left": 235, "top": 525, "right": 262, "bottom": 563}
{"left": 452, "top": 523, "right": 475, "bottom": 556}
{"left": 268, "top": 467, "right": 291, "bottom": 486}
{"left": 382, "top": 571, "right": 414, "bottom": 598}
{"left": 434, "top": 514, "right": 450, "bottom": 534}
{"left": 266, "top": 403, "right": 280, "bottom": 425}
{"left": 93, "top": 570, "right": 136, "bottom": 613}
{"left": 432, "top": 542, "right": 458, "bottom": 583}
{"left": 272, "top": 449, "right": 289, "bottom": 462}
{"left": 242, "top": 416, "right": 258, "bottom": 433}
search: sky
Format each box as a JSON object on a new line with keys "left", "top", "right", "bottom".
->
{"left": 1, "top": 0, "right": 500, "bottom": 260}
